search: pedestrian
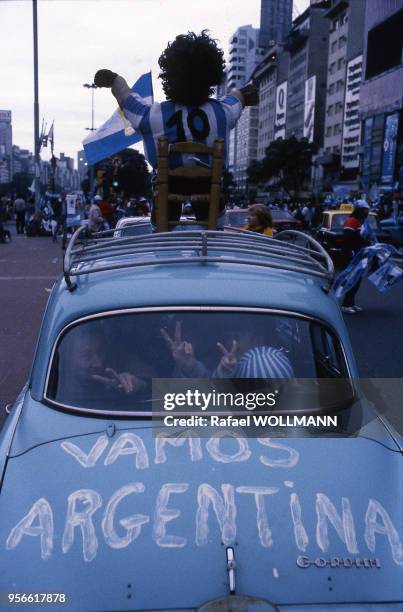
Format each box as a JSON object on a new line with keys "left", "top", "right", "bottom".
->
{"left": 97, "top": 195, "right": 115, "bottom": 227}
{"left": 51, "top": 197, "right": 63, "bottom": 242}
{"left": 14, "top": 193, "right": 26, "bottom": 234}
{"left": 94, "top": 30, "right": 258, "bottom": 225}
{"left": 243, "top": 204, "right": 273, "bottom": 237}
{"left": 301, "top": 202, "right": 313, "bottom": 229}
{"left": 341, "top": 200, "right": 372, "bottom": 314}
{"left": 0, "top": 194, "right": 7, "bottom": 242}
{"left": 87, "top": 199, "right": 104, "bottom": 233}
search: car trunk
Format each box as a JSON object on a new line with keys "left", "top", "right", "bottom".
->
{"left": 0, "top": 403, "right": 402, "bottom": 610}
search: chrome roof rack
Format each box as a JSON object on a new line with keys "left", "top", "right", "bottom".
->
{"left": 63, "top": 227, "right": 334, "bottom": 292}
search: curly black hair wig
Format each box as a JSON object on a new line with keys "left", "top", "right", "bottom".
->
{"left": 158, "top": 30, "right": 225, "bottom": 106}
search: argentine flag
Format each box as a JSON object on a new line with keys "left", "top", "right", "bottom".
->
{"left": 83, "top": 72, "right": 153, "bottom": 165}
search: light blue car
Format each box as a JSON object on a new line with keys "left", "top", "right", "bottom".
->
{"left": 0, "top": 229, "right": 401, "bottom": 611}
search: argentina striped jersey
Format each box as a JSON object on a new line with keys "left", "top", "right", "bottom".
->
{"left": 122, "top": 93, "right": 243, "bottom": 169}
{"left": 235, "top": 346, "right": 294, "bottom": 379}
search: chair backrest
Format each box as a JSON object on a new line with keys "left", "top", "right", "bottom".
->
{"left": 155, "top": 137, "right": 224, "bottom": 231}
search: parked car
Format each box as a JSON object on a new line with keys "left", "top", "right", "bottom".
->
{"left": 223, "top": 207, "right": 303, "bottom": 232}
{"left": 114, "top": 216, "right": 153, "bottom": 237}
{"left": 313, "top": 207, "right": 392, "bottom": 262}
{"left": 0, "top": 228, "right": 401, "bottom": 610}
{"left": 270, "top": 208, "right": 303, "bottom": 232}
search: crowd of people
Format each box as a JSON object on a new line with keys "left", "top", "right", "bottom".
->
{"left": 0, "top": 191, "right": 151, "bottom": 246}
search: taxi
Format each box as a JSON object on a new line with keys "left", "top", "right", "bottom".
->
{"left": 0, "top": 228, "right": 401, "bottom": 611}
{"left": 314, "top": 204, "right": 390, "bottom": 261}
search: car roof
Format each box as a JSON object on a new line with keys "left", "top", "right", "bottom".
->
{"left": 30, "top": 229, "right": 347, "bottom": 395}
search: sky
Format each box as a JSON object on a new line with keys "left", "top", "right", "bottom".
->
{"left": 0, "top": 0, "right": 309, "bottom": 164}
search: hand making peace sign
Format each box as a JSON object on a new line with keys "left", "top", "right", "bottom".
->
{"left": 216, "top": 340, "right": 239, "bottom": 373}
{"left": 160, "top": 321, "right": 196, "bottom": 373}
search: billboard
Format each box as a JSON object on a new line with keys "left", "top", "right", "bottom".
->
{"left": 362, "top": 117, "right": 374, "bottom": 189}
{"left": 303, "top": 75, "right": 316, "bottom": 142}
{"left": 342, "top": 55, "right": 363, "bottom": 169}
{"left": 274, "top": 81, "right": 287, "bottom": 140}
{"left": 381, "top": 112, "right": 399, "bottom": 186}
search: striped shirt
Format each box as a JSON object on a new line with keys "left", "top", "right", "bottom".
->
{"left": 235, "top": 346, "right": 294, "bottom": 379}
{"left": 122, "top": 94, "right": 243, "bottom": 169}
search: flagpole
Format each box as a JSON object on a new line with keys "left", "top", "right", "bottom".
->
{"left": 83, "top": 83, "right": 97, "bottom": 203}
{"left": 50, "top": 122, "right": 56, "bottom": 193}
{"left": 33, "top": 0, "right": 40, "bottom": 212}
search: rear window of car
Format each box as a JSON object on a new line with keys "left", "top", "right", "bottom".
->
{"left": 46, "top": 310, "right": 353, "bottom": 414}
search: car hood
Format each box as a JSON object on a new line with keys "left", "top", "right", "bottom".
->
{"left": 0, "top": 399, "right": 402, "bottom": 611}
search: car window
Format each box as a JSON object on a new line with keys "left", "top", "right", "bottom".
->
{"left": 46, "top": 311, "right": 353, "bottom": 414}
{"left": 225, "top": 211, "right": 248, "bottom": 226}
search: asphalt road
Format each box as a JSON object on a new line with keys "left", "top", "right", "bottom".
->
{"left": 0, "top": 223, "right": 402, "bottom": 430}
{"left": 0, "top": 225, "right": 61, "bottom": 419}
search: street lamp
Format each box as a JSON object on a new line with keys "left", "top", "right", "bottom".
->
{"left": 83, "top": 83, "right": 97, "bottom": 201}
{"left": 33, "top": 0, "right": 40, "bottom": 211}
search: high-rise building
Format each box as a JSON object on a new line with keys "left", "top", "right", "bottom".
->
{"left": 0, "top": 110, "right": 13, "bottom": 183}
{"left": 322, "top": 0, "right": 366, "bottom": 184}
{"left": 259, "top": 0, "right": 293, "bottom": 48}
{"left": 227, "top": 25, "right": 266, "bottom": 192}
{"left": 253, "top": 45, "right": 289, "bottom": 160}
{"left": 359, "top": 0, "right": 403, "bottom": 193}
{"left": 284, "top": 4, "right": 330, "bottom": 146}
{"left": 227, "top": 25, "right": 263, "bottom": 91}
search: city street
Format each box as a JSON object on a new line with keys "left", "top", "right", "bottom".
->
{"left": 1, "top": 222, "right": 402, "bottom": 429}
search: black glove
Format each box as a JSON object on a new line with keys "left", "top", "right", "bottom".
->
{"left": 94, "top": 69, "right": 118, "bottom": 88}
{"left": 240, "top": 83, "right": 259, "bottom": 106}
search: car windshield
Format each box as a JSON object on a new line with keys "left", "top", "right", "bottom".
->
{"left": 46, "top": 311, "right": 353, "bottom": 414}
{"left": 331, "top": 214, "right": 349, "bottom": 230}
{"left": 331, "top": 214, "right": 377, "bottom": 231}
{"left": 225, "top": 211, "right": 248, "bottom": 226}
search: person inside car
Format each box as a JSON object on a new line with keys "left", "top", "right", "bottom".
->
{"left": 243, "top": 204, "right": 273, "bottom": 237}
{"left": 214, "top": 323, "right": 294, "bottom": 379}
{"left": 55, "top": 326, "right": 151, "bottom": 407}
{"left": 161, "top": 320, "right": 293, "bottom": 380}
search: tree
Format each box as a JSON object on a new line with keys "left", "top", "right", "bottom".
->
{"left": 248, "top": 137, "right": 318, "bottom": 195}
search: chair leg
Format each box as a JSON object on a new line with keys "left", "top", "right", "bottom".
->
{"left": 155, "top": 183, "right": 169, "bottom": 232}
{"left": 156, "top": 136, "right": 169, "bottom": 232}
{"left": 208, "top": 184, "right": 221, "bottom": 230}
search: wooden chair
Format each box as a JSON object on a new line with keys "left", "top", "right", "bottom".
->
{"left": 154, "top": 137, "right": 225, "bottom": 232}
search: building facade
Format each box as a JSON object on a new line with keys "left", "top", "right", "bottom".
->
{"left": 359, "top": 0, "right": 403, "bottom": 193}
{"left": 254, "top": 45, "right": 289, "bottom": 160}
{"left": 56, "top": 153, "right": 80, "bottom": 191}
{"left": 284, "top": 4, "right": 329, "bottom": 147}
{"left": 227, "top": 25, "right": 262, "bottom": 91}
{"left": 259, "top": 0, "right": 293, "bottom": 48}
{"left": 319, "top": 0, "right": 366, "bottom": 187}
{"left": 227, "top": 25, "right": 265, "bottom": 191}
{"left": 0, "top": 110, "right": 13, "bottom": 184}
